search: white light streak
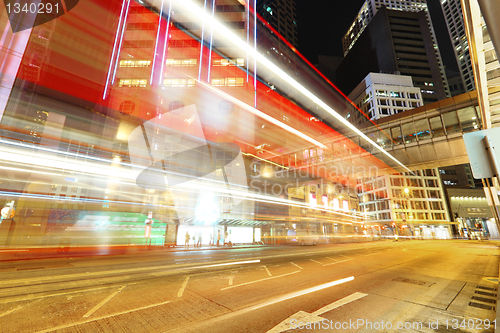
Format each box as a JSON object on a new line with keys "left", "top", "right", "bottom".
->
{"left": 171, "top": 0, "right": 411, "bottom": 172}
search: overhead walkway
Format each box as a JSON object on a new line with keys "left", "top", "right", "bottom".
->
{"left": 281, "top": 91, "right": 482, "bottom": 177}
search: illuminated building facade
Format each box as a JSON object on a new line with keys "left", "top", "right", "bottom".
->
{"left": 0, "top": 0, "right": 394, "bottom": 246}
{"left": 346, "top": 72, "right": 423, "bottom": 125}
{"left": 358, "top": 168, "right": 452, "bottom": 238}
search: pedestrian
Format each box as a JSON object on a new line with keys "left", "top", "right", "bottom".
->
{"left": 217, "top": 230, "right": 221, "bottom": 247}
{"left": 197, "top": 232, "right": 202, "bottom": 248}
{"left": 210, "top": 233, "right": 213, "bottom": 246}
{"left": 185, "top": 231, "right": 190, "bottom": 249}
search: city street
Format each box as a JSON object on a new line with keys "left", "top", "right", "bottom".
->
{"left": 0, "top": 240, "right": 498, "bottom": 332}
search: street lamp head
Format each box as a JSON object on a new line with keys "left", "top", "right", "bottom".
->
{"left": 404, "top": 188, "right": 409, "bottom": 194}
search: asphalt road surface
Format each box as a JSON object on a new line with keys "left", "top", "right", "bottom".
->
{"left": 0, "top": 240, "right": 498, "bottom": 332}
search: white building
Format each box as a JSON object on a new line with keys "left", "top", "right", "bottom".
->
{"left": 358, "top": 168, "right": 452, "bottom": 239}
{"left": 346, "top": 72, "right": 423, "bottom": 125}
{"left": 440, "top": 0, "right": 475, "bottom": 92}
{"left": 342, "top": 0, "right": 450, "bottom": 98}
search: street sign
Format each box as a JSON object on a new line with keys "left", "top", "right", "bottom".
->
{"left": 463, "top": 127, "right": 500, "bottom": 179}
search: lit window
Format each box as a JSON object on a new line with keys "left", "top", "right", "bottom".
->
{"left": 118, "top": 79, "right": 147, "bottom": 87}
{"left": 163, "top": 78, "right": 195, "bottom": 87}
{"left": 166, "top": 58, "right": 197, "bottom": 67}
{"left": 211, "top": 77, "right": 244, "bottom": 87}
{"left": 213, "top": 58, "right": 245, "bottom": 67}
{"left": 119, "top": 60, "right": 152, "bottom": 68}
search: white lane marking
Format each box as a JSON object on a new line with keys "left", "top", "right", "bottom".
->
{"left": 0, "top": 283, "right": 137, "bottom": 305}
{"left": 0, "top": 260, "right": 260, "bottom": 287}
{"left": 309, "top": 259, "right": 324, "bottom": 265}
{"left": 221, "top": 271, "right": 301, "bottom": 290}
{"left": 290, "top": 262, "right": 303, "bottom": 270}
{"left": 326, "top": 257, "right": 337, "bottom": 262}
{"left": 83, "top": 286, "right": 126, "bottom": 318}
{"left": 0, "top": 305, "right": 23, "bottom": 318}
{"left": 323, "top": 259, "right": 352, "bottom": 266}
{"left": 312, "top": 292, "right": 368, "bottom": 316}
{"left": 253, "top": 276, "right": 355, "bottom": 310}
{"left": 177, "top": 277, "right": 190, "bottom": 297}
{"left": 362, "top": 252, "right": 381, "bottom": 256}
{"left": 267, "top": 292, "right": 367, "bottom": 333}
{"left": 264, "top": 266, "right": 272, "bottom": 277}
{"left": 228, "top": 276, "right": 233, "bottom": 286}
{"left": 35, "top": 300, "right": 171, "bottom": 333}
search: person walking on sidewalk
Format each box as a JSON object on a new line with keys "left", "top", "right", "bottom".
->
{"left": 217, "top": 230, "right": 221, "bottom": 247}
{"left": 185, "top": 231, "right": 190, "bottom": 249}
{"left": 197, "top": 233, "right": 202, "bottom": 248}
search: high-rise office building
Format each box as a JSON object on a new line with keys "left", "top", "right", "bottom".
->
{"left": 440, "top": 0, "right": 475, "bottom": 93}
{"left": 342, "top": 0, "right": 450, "bottom": 98}
{"left": 257, "top": 0, "right": 298, "bottom": 48}
{"left": 336, "top": 7, "right": 447, "bottom": 104}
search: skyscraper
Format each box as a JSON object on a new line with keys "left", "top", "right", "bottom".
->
{"left": 342, "top": 0, "right": 450, "bottom": 98}
{"left": 257, "top": 0, "right": 298, "bottom": 48}
{"left": 336, "top": 7, "right": 447, "bottom": 104}
{"left": 440, "top": 0, "right": 475, "bottom": 93}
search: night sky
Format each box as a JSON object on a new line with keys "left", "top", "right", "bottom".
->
{"left": 296, "top": 0, "right": 458, "bottom": 72}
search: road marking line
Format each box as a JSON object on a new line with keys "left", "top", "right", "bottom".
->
{"left": 0, "top": 260, "right": 260, "bottom": 287}
{"left": 362, "top": 252, "right": 380, "bottom": 256}
{"left": 221, "top": 271, "right": 301, "bottom": 290}
{"left": 312, "top": 292, "right": 368, "bottom": 316}
{"left": 35, "top": 300, "right": 171, "bottom": 333}
{"left": 177, "top": 276, "right": 190, "bottom": 297}
{"left": 228, "top": 276, "right": 233, "bottom": 286}
{"left": 290, "top": 262, "right": 302, "bottom": 270}
{"left": 264, "top": 266, "right": 272, "bottom": 277}
{"left": 323, "top": 259, "right": 352, "bottom": 266}
{"left": 253, "top": 276, "right": 355, "bottom": 310}
{"left": 309, "top": 259, "right": 323, "bottom": 265}
{"left": 0, "top": 305, "right": 22, "bottom": 318}
{"left": 326, "top": 257, "right": 337, "bottom": 262}
{"left": 83, "top": 286, "right": 126, "bottom": 318}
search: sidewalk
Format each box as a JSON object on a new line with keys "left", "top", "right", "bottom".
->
{"left": 0, "top": 243, "right": 269, "bottom": 261}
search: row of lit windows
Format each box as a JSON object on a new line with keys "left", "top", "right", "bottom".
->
{"left": 166, "top": 58, "right": 197, "bottom": 67}
{"left": 118, "top": 77, "right": 244, "bottom": 88}
{"left": 378, "top": 99, "right": 420, "bottom": 107}
{"left": 118, "top": 79, "right": 147, "bottom": 88}
{"left": 119, "top": 60, "right": 151, "bottom": 68}
{"left": 211, "top": 77, "right": 244, "bottom": 87}
{"left": 375, "top": 90, "right": 419, "bottom": 99}
{"left": 119, "top": 58, "right": 244, "bottom": 68}
{"left": 213, "top": 58, "right": 245, "bottom": 67}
